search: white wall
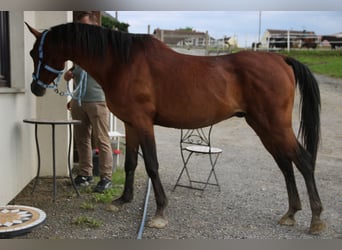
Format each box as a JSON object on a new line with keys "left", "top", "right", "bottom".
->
{"left": 0, "top": 11, "right": 72, "bottom": 205}
{"left": 30, "top": 11, "right": 73, "bottom": 176}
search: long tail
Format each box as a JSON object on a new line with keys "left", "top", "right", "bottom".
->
{"left": 285, "top": 57, "right": 321, "bottom": 167}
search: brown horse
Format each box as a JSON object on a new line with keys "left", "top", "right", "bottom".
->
{"left": 26, "top": 22, "right": 326, "bottom": 234}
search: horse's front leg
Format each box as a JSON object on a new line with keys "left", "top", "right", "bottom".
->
{"left": 138, "top": 125, "right": 168, "bottom": 229}
{"left": 112, "top": 123, "right": 139, "bottom": 205}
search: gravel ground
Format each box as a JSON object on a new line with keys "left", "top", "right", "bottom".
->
{"left": 10, "top": 74, "right": 342, "bottom": 239}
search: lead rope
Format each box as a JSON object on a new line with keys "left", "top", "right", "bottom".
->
{"left": 137, "top": 178, "right": 152, "bottom": 239}
{"left": 55, "top": 70, "right": 87, "bottom": 106}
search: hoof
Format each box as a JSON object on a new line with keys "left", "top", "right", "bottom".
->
{"left": 148, "top": 216, "right": 168, "bottom": 229}
{"left": 278, "top": 216, "right": 296, "bottom": 226}
{"left": 309, "top": 221, "right": 327, "bottom": 235}
{"left": 111, "top": 197, "right": 129, "bottom": 206}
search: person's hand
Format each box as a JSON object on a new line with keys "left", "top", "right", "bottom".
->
{"left": 64, "top": 70, "right": 74, "bottom": 81}
{"left": 66, "top": 101, "right": 72, "bottom": 111}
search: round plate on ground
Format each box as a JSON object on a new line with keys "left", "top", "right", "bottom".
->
{"left": 0, "top": 205, "right": 46, "bottom": 238}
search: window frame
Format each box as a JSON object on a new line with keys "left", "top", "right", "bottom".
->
{"left": 0, "top": 11, "right": 10, "bottom": 87}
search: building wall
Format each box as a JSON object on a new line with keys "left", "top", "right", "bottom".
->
{"left": 260, "top": 30, "right": 271, "bottom": 46}
{"left": 29, "top": 11, "right": 73, "bottom": 177}
{"left": 0, "top": 11, "right": 72, "bottom": 205}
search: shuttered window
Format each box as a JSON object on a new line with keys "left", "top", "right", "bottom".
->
{"left": 0, "top": 11, "right": 10, "bottom": 87}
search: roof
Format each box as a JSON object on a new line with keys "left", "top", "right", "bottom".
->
{"left": 266, "top": 29, "right": 316, "bottom": 35}
{"left": 265, "top": 29, "right": 317, "bottom": 39}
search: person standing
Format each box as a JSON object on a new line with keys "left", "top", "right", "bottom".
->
{"left": 65, "top": 11, "right": 113, "bottom": 193}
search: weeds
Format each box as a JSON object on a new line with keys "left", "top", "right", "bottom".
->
{"left": 77, "top": 168, "right": 125, "bottom": 205}
{"left": 71, "top": 216, "right": 103, "bottom": 228}
{"left": 70, "top": 168, "right": 125, "bottom": 229}
{"left": 80, "top": 201, "right": 95, "bottom": 210}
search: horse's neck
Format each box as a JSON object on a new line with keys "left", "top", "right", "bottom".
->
{"left": 65, "top": 45, "right": 103, "bottom": 79}
{"left": 65, "top": 45, "right": 122, "bottom": 91}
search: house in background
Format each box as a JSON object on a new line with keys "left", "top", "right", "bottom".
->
{"left": 153, "top": 28, "right": 217, "bottom": 48}
{"left": 153, "top": 28, "right": 236, "bottom": 56}
{"left": 321, "top": 32, "right": 342, "bottom": 49}
{"left": 0, "top": 11, "right": 96, "bottom": 205}
{"left": 261, "top": 29, "right": 318, "bottom": 49}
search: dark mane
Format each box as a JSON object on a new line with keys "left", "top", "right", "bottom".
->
{"left": 48, "top": 22, "right": 150, "bottom": 62}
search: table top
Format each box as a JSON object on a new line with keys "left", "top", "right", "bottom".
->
{"left": 23, "top": 118, "right": 81, "bottom": 125}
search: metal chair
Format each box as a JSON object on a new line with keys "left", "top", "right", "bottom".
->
{"left": 173, "top": 125, "right": 222, "bottom": 192}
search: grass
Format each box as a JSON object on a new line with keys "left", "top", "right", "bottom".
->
{"left": 72, "top": 168, "right": 126, "bottom": 228}
{"left": 93, "top": 167, "right": 125, "bottom": 204}
{"left": 77, "top": 167, "right": 125, "bottom": 204}
{"left": 277, "top": 50, "right": 342, "bottom": 78}
{"left": 232, "top": 48, "right": 342, "bottom": 78}
{"left": 111, "top": 166, "right": 126, "bottom": 185}
{"left": 71, "top": 215, "right": 103, "bottom": 228}
{"left": 80, "top": 201, "right": 95, "bottom": 210}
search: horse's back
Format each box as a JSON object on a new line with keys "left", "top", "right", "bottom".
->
{"left": 152, "top": 51, "right": 295, "bottom": 129}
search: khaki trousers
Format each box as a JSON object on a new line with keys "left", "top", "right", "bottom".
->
{"left": 71, "top": 100, "right": 113, "bottom": 179}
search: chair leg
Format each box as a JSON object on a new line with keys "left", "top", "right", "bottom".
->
{"left": 196, "top": 153, "right": 221, "bottom": 191}
{"left": 209, "top": 153, "right": 221, "bottom": 191}
{"left": 173, "top": 151, "right": 194, "bottom": 191}
{"left": 174, "top": 151, "right": 221, "bottom": 192}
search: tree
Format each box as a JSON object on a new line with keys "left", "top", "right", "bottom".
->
{"left": 101, "top": 15, "right": 129, "bottom": 32}
{"left": 177, "top": 27, "right": 194, "bottom": 32}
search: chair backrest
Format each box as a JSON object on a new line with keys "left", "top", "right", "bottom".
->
{"left": 180, "top": 125, "right": 213, "bottom": 149}
{"left": 108, "top": 112, "right": 125, "bottom": 138}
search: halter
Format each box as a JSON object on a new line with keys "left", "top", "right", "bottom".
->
{"left": 32, "top": 30, "right": 64, "bottom": 89}
{"left": 32, "top": 30, "right": 87, "bottom": 106}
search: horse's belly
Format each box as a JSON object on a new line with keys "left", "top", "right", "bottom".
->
{"left": 154, "top": 110, "right": 235, "bottom": 129}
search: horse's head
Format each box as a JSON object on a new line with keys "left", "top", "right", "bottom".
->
{"left": 25, "top": 23, "right": 65, "bottom": 96}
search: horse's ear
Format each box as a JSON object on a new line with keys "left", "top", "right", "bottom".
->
{"left": 25, "top": 22, "right": 41, "bottom": 38}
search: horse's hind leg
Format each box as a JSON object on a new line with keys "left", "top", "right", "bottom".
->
{"left": 275, "top": 138, "right": 325, "bottom": 234}
{"left": 292, "top": 144, "right": 326, "bottom": 234}
{"left": 266, "top": 138, "right": 325, "bottom": 233}
{"left": 274, "top": 156, "right": 302, "bottom": 226}
{"left": 246, "top": 117, "right": 325, "bottom": 234}
{"left": 246, "top": 117, "right": 303, "bottom": 225}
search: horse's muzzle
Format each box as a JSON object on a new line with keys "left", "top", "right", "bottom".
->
{"left": 31, "top": 81, "right": 46, "bottom": 96}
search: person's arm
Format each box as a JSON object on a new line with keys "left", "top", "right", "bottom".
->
{"left": 64, "top": 65, "right": 75, "bottom": 110}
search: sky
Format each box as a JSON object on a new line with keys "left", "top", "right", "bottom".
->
{"left": 108, "top": 11, "right": 342, "bottom": 47}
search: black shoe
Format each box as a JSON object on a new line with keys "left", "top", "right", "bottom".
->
{"left": 93, "top": 177, "right": 112, "bottom": 193}
{"left": 74, "top": 175, "right": 93, "bottom": 187}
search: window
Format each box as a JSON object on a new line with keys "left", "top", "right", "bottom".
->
{"left": 0, "top": 11, "right": 10, "bottom": 87}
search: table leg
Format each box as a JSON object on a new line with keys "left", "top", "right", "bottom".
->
{"left": 31, "top": 124, "right": 41, "bottom": 194}
{"left": 52, "top": 124, "right": 56, "bottom": 202}
{"left": 68, "top": 124, "right": 80, "bottom": 196}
